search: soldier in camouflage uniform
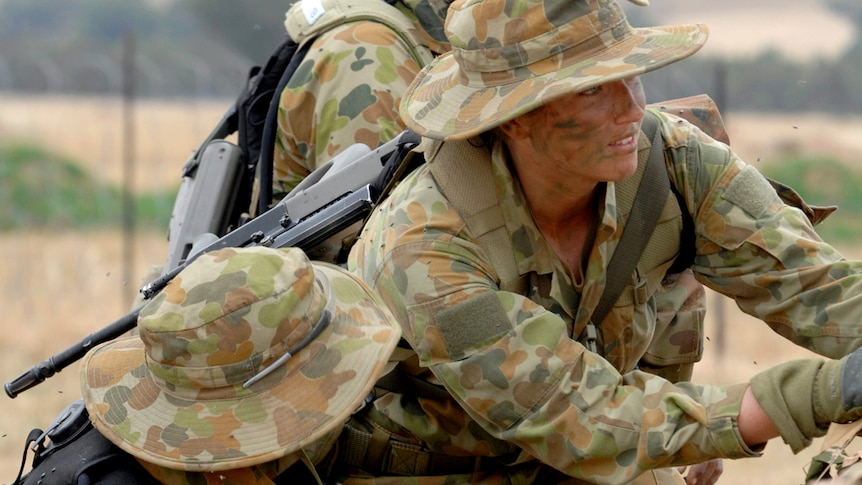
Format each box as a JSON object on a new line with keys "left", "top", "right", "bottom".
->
{"left": 264, "top": 0, "right": 451, "bottom": 205}
{"left": 346, "top": 0, "right": 862, "bottom": 483}
{"left": 79, "top": 246, "right": 401, "bottom": 484}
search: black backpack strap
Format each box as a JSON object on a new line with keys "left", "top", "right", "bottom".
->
{"left": 12, "top": 429, "right": 43, "bottom": 485}
{"left": 585, "top": 112, "right": 669, "bottom": 352}
{"left": 255, "top": 35, "right": 316, "bottom": 216}
{"left": 667, "top": 182, "right": 696, "bottom": 274}
{"left": 374, "top": 366, "right": 451, "bottom": 402}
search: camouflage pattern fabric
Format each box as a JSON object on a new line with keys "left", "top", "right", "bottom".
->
{"left": 133, "top": 431, "right": 339, "bottom": 484}
{"left": 270, "top": 0, "right": 450, "bottom": 202}
{"left": 135, "top": 453, "right": 298, "bottom": 485}
{"left": 399, "top": 0, "right": 707, "bottom": 141}
{"left": 347, "top": 109, "right": 862, "bottom": 483}
{"left": 805, "top": 420, "right": 862, "bottom": 484}
{"left": 80, "top": 246, "right": 401, "bottom": 477}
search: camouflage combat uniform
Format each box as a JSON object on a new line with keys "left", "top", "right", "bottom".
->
{"left": 270, "top": 0, "right": 450, "bottom": 201}
{"left": 347, "top": 109, "right": 862, "bottom": 483}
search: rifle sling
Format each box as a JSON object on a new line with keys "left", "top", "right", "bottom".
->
{"left": 586, "top": 112, "right": 667, "bottom": 351}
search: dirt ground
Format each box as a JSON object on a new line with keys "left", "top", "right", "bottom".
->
{"left": 3, "top": 94, "right": 862, "bottom": 483}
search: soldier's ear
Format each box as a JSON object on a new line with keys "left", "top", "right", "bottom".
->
{"left": 498, "top": 117, "right": 530, "bottom": 140}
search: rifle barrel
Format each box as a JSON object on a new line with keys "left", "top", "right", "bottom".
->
{"left": 4, "top": 307, "right": 141, "bottom": 398}
{"left": 3, "top": 129, "right": 419, "bottom": 398}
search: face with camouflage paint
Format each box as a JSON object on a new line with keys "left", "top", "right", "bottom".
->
{"left": 400, "top": 0, "right": 707, "bottom": 141}
{"left": 500, "top": 76, "right": 646, "bottom": 192}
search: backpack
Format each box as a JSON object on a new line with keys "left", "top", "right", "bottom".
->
{"left": 11, "top": 400, "right": 157, "bottom": 485}
{"left": 163, "top": 0, "right": 432, "bottom": 271}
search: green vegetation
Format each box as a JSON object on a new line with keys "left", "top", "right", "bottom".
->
{"left": 3, "top": 142, "right": 862, "bottom": 246}
{"left": 759, "top": 156, "right": 862, "bottom": 243}
{"left": 0, "top": 143, "right": 176, "bottom": 231}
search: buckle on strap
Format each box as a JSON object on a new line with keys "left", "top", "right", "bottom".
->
{"left": 339, "top": 419, "right": 484, "bottom": 476}
{"left": 583, "top": 322, "right": 599, "bottom": 354}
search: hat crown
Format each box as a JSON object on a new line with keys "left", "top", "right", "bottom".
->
{"left": 138, "top": 247, "right": 326, "bottom": 396}
{"left": 446, "top": 0, "right": 629, "bottom": 74}
{"left": 400, "top": 0, "right": 707, "bottom": 140}
{"left": 82, "top": 246, "right": 401, "bottom": 472}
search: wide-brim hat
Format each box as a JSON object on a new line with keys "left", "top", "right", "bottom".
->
{"left": 401, "top": 0, "right": 709, "bottom": 141}
{"left": 80, "top": 246, "right": 401, "bottom": 472}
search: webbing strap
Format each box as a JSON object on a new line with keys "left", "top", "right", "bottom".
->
{"left": 375, "top": 367, "right": 451, "bottom": 402}
{"left": 588, "top": 112, "right": 668, "bottom": 338}
{"left": 338, "top": 419, "right": 484, "bottom": 475}
{"left": 425, "top": 138, "right": 525, "bottom": 292}
{"left": 257, "top": 37, "right": 315, "bottom": 216}
{"left": 12, "top": 429, "right": 42, "bottom": 485}
{"left": 427, "top": 114, "right": 671, "bottom": 353}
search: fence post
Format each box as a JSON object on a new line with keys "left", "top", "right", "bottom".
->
{"left": 122, "top": 32, "right": 137, "bottom": 310}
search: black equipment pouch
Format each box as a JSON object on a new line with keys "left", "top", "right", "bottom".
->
{"left": 14, "top": 399, "right": 156, "bottom": 485}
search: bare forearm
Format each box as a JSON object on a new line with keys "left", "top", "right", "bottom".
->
{"left": 738, "top": 386, "right": 780, "bottom": 446}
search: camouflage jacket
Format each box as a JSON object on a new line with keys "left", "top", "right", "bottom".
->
{"left": 270, "top": 0, "right": 449, "bottom": 202}
{"left": 347, "top": 109, "right": 862, "bottom": 483}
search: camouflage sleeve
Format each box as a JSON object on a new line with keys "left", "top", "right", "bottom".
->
{"left": 272, "top": 21, "right": 426, "bottom": 199}
{"left": 658, "top": 111, "right": 862, "bottom": 359}
{"left": 349, "top": 167, "right": 760, "bottom": 483}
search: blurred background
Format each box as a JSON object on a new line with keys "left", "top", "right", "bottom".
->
{"left": 2, "top": 0, "right": 862, "bottom": 483}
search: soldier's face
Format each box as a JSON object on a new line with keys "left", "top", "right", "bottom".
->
{"left": 512, "top": 77, "right": 646, "bottom": 184}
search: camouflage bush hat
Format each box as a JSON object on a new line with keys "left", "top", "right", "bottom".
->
{"left": 79, "top": 246, "right": 401, "bottom": 472}
{"left": 400, "top": 0, "right": 709, "bottom": 140}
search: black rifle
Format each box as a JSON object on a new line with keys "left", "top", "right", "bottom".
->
{"left": 5, "top": 129, "right": 421, "bottom": 399}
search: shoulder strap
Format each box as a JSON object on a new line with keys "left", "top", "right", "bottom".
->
{"left": 426, "top": 122, "right": 673, "bottom": 320}
{"left": 255, "top": 37, "right": 315, "bottom": 216}
{"left": 425, "top": 138, "right": 527, "bottom": 293}
{"left": 588, "top": 112, "right": 668, "bottom": 331}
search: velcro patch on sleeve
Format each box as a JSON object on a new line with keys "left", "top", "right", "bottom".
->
{"left": 436, "top": 292, "right": 512, "bottom": 359}
{"left": 723, "top": 164, "right": 781, "bottom": 218}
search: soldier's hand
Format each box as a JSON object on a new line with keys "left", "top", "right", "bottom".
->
{"left": 677, "top": 459, "right": 723, "bottom": 485}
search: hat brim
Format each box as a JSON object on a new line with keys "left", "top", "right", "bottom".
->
{"left": 80, "top": 263, "right": 400, "bottom": 472}
{"left": 401, "top": 24, "right": 709, "bottom": 141}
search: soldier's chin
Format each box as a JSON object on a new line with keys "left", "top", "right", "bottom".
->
{"left": 605, "top": 153, "right": 640, "bottom": 182}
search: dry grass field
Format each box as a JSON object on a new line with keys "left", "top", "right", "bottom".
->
{"left": 2, "top": 94, "right": 862, "bottom": 483}
{"left": 650, "top": 0, "right": 856, "bottom": 62}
